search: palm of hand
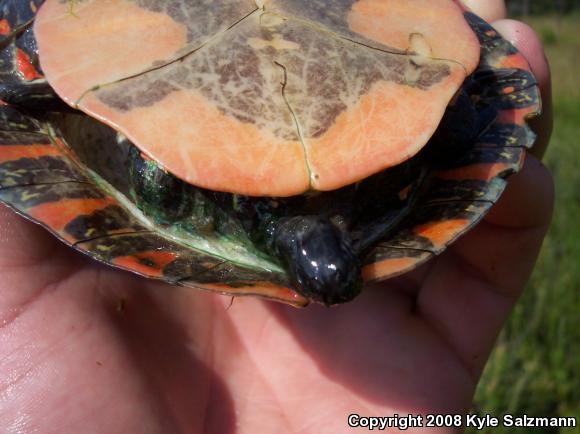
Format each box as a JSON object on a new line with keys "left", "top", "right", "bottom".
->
{"left": 0, "top": 150, "right": 551, "bottom": 433}
{"left": 0, "top": 244, "right": 481, "bottom": 433}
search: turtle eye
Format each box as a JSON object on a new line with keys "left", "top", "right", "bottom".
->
{"left": 271, "top": 216, "right": 362, "bottom": 306}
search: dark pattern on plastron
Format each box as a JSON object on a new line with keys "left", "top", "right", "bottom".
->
{"left": 268, "top": 0, "right": 407, "bottom": 53}
{"left": 96, "top": 9, "right": 452, "bottom": 140}
{"left": 57, "top": 0, "right": 254, "bottom": 45}
{"left": 135, "top": 0, "right": 255, "bottom": 44}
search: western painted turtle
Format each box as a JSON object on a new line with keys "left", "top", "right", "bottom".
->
{"left": 0, "top": 0, "right": 540, "bottom": 306}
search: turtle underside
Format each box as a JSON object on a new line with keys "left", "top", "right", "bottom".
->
{"left": 0, "top": 0, "right": 540, "bottom": 306}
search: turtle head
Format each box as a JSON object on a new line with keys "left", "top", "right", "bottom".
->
{"left": 270, "top": 216, "right": 362, "bottom": 306}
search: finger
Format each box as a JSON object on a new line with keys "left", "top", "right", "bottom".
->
{"left": 492, "top": 19, "right": 553, "bottom": 159}
{"left": 456, "top": 155, "right": 554, "bottom": 293}
{"left": 485, "top": 155, "right": 554, "bottom": 229}
{"left": 461, "top": 0, "right": 507, "bottom": 22}
{"left": 417, "top": 155, "right": 554, "bottom": 376}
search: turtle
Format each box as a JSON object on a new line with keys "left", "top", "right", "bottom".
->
{"left": 0, "top": 0, "right": 540, "bottom": 307}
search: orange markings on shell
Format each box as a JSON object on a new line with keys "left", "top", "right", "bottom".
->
{"left": 29, "top": 197, "right": 116, "bottom": 235}
{"left": 194, "top": 281, "right": 308, "bottom": 307}
{"left": 16, "top": 48, "right": 42, "bottom": 80}
{"left": 113, "top": 251, "right": 178, "bottom": 278}
{"left": 0, "top": 19, "right": 10, "bottom": 35}
{"left": 496, "top": 53, "right": 531, "bottom": 70}
{"left": 498, "top": 107, "right": 539, "bottom": 126}
{"left": 413, "top": 219, "right": 470, "bottom": 249}
{"left": 362, "top": 255, "right": 429, "bottom": 282}
{"left": 0, "top": 144, "right": 61, "bottom": 163}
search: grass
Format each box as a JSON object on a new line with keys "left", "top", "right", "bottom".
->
{"left": 469, "top": 13, "right": 580, "bottom": 433}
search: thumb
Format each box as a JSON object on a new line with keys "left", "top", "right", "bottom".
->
{"left": 461, "top": 0, "right": 507, "bottom": 22}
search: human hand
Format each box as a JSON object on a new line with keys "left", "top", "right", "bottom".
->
{"left": 0, "top": 1, "right": 553, "bottom": 432}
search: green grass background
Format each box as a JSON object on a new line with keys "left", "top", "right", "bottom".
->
{"left": 469, "top": 14, "right": 580, "bottom": 434}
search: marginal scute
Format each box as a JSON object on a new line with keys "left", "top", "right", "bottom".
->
{"left": 362, "top": 252, "right": 431, "bottom": 281}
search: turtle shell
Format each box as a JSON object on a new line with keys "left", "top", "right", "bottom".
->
{"left": 34, "top": 0, "right": 481, "bottom": 197}
{"left": 0, "top": 0, "right": 540, "bottom": 306}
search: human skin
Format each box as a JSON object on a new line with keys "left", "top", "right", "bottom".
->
{"left": 0, "top": 1, "right": 554, "bottom": 433}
